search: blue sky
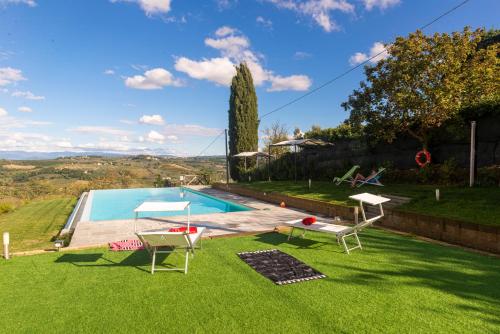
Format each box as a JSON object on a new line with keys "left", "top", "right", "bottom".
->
{"left": 0, "top": 0, "right": 498, "bottom": 156}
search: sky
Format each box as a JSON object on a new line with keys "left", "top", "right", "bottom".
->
{"left": 0, "top": 0, "right": 498, "bottom": 156}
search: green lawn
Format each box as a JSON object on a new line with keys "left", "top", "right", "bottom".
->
{"left": 0, "top": 230, "right": 498, "bottom": 333}
{"left": 0, "top": 197, "right": 76, "bottom": 252}
{"left": 241, "top": 181, "right": 500, "bottom": 226}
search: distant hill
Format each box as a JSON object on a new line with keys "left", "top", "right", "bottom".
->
{"left": 0, "top": 151, "right": 131, "bottom": 160}
{"left": 0, "top": 151, "right": 226, "bottom": 160}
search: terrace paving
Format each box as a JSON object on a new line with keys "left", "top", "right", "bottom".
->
{"left": 69, "top": 186, "right": 317, "bottom": 248}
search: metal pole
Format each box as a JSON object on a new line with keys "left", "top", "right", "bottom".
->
{"left": 294, "top": 144, "right": 297, "bottom": 182}
{"left": 469, "top": 121, "right": 476, "bottom": 187}
{"left": 268, "top": 145, "right": 271, "bottom": 181}
{"left": 225, "top": 129, "right": 229, "bottom": 185}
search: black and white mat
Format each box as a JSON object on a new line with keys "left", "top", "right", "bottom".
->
{"left": 237, "top": 249, "right": 326, "bottom": 285}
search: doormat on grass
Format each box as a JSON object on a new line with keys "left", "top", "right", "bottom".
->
{"left": 237, "top": 249, "right": 326, "bottom": 285}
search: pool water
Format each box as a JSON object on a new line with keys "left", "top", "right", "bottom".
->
{"left": 85, "top": 187, "right": 251, "bottom": 222}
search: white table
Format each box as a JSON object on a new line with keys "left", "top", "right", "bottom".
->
{"left": 349, "top": 193, "right": 390, "bottom": 227}
{"left": 133, "top": 201, "right": 191, "bottom": 232}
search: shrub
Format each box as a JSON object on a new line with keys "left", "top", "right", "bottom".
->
{"left": 0, "top": 202, "right": 15, "bottom": 214}
{"left": 477, "top": 166, "right": 500, "bottom": 186}
{"left": 437, "top": 159, "right": 463, "bottom": 185}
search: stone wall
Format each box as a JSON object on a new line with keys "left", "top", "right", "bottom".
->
{"left": 214, "top": 183, "right": 500, "bottom": 254}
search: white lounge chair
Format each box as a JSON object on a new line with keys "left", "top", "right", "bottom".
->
{"left": 136, "top": 227, "right": 205, "bottom": 274}
{"left": 284, "top": 193, "right": 390, "bottom": 254}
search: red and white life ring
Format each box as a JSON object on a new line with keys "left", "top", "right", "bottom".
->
{"left": 415, "top": 149, "right": 431, "bottom": 168}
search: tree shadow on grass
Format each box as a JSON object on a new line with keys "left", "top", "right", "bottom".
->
{"left": 254, "top": 232, "right": 345, "bottom": 254}
{"left": 320, "top": 231, "right": 500, "bottom": 326}
{"left": 255, "top": 232, "right": 327, "bottom": 249}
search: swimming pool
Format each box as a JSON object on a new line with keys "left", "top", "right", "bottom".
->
{"left": 82, "top": 187, "right": 251, "bottom": 222}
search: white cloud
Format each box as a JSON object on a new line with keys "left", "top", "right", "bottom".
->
{"left": 0, "top": 115, "right": 51, "bottom": 130}
{"left": 349, "top": 52, "right": 368, "bottom": 65}
{"left": 104, "top": 69, "right": 115, "bottom": 75}
{"left": 166, "top": 135, "right": 178, "bottom": 141}
{"left": 349, "top": 41, "right": 389, "bottom": 65}
{"left": 175, "top": 27, "right": 311, "bottom": 91}
{"left": 0, "top": 67, "right": 26, "bottom": 86}
{"left": 145, "top": 130, "right": 165, "bottom": 143}
{"left": 205, "top": 35, "right": 250, "bottom": 59}
{"left": 0, "top": 131, "right": 75, "bottom": 153}
{"left": 362, "top": 0, "right": 400, "bottom": 10}
{"left": 175, "top": 57, "right": 236, "bottom": 86}
{"left": 125, "top": 68, "right": 183, "bottom": 90}
{"left": 0, "top": 0, "right": 37, "bottom": 7}
{"left": 268, "top": 75, "right": 312, "bottom": 92}
{"left": 0, "top": 107, "right": 7, "bottom": 117}
{"left": 256, "top": 16, "right": 273, "bottom": 29}
{"left": 263, "top": 0, "right": 354, "bottom": 32}
{"left": 215, "top": 0, "right": 236, "bottom": 10}
{"left": 11, "top": 90, "right": 45, "bottom": 100}
{"left": 55, "top": 141, "right": 73, "bottom": 148}
{"left": 163, "top": 124, "right": 221, "bottom": 137}
{"left": 215, "top": 26, "right": 236, "bottom": 37}
{"left": 120, "top": 119, "right": 135, "bottom": 124}
{"left": 18, "top": 106, "right": 32, "bottom": 113}
{"left": 131, "top": 64, "right": 149, "bottom": 71}
{"left": 111, "top": 0, "right": 171, "bottom": 15}
{"left": 70, "top": 126, "right": 131, "bottom": 136}
{"left": 293, "top": 51, "right": 312, "bottom": 60}
{"left": 0, "top": 50, "right": 14, "bottom": 61}
{"left": 139, "top": 114, "right": 165, "bottom": 125}
{"left": 77, "top": 141, "right": 131, "bottom": 152}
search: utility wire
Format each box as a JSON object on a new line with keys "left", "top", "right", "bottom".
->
{"left": 259, "top": 0, "right": 472, "bottom": 120}
{"left": 192, "top": 129, "right": 225, "bottom": 158}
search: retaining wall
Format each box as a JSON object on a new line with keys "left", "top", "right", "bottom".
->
{"left": 214, "top": 183, "right": 500, "bottom": 254}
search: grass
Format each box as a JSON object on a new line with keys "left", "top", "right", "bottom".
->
{"left": 0, "top": 230, "right": 499, "bottom": 333}
{"left": 0, "top": 197, "right": 76, "bottom": 252}
{"left": 241, "top": 181, "right": 500, "bottom": 226}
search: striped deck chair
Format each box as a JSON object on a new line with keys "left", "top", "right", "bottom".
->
{"left": 356, "top": 168, "right": 385, "bottom": 187}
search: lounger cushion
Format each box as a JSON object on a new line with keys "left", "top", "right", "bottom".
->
{"left": 302, "top": 217, "right": 316, "bottom": 226}
{"left": 168, "top": 226, "right": 198, "bottom": 234}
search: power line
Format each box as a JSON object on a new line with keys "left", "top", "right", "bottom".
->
{"left": 259, "top": 0, "right": 472, "bottom": 120}
{"left": 192, "top": 129, "right": 225, "bottom": 158}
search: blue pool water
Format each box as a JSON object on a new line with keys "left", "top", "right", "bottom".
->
{"left": 87, "top": 187, "right": 251, "bottom": 221}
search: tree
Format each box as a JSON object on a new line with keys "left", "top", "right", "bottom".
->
{"left": 305, "top": 122, "right": 362, "bottom": 142}
{"left": 228, "top": 63, "right": 259, "bottom": 180}
{"left": 262, "top": 121, "right": 290, "bottom": 157}
{"left": 343, "top": 27, "right": 500, "bottom": 148}
{"left": 293, "top": 127, "right": 304, "bottom": 139}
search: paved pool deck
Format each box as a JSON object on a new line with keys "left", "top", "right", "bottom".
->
{"left": 69, "top": 186, "right": 318, "bottom": 248}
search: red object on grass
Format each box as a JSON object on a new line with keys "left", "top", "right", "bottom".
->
{"left": 302, "top": 217, "right": 316, "bottom": 226}
{"left": 168, "top": 226, "right": 198, "bottom": 234}
{"left": 109, "top": 239, "right": 144, "bottom": 251}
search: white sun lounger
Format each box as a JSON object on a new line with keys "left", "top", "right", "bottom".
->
{"left": 134, "top": 200, "right": 204, "bottom": 274}
{"left": 137, "top": 227, "right": 205, "bottom": 274}
{"left": 285, "top": 193, "right": 390, "bottom": 254}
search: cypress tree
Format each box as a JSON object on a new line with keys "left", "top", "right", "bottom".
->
{"left": 228, "top": 63, "right": 259, "bottom": 181}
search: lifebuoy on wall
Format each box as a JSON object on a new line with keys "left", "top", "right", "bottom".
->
{"left": 415, "top": 149, "right": 431, "bottom": 168}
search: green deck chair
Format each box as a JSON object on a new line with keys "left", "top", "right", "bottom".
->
{"left": 333, "top": 165, "right": 360, "bottom": 185}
